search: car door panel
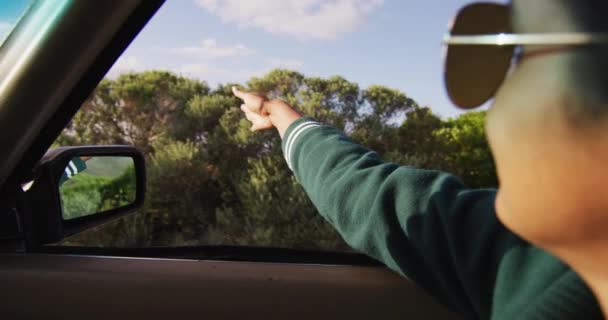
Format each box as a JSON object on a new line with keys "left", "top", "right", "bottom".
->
{"left": 0, "top": 254, "right": 460, "bottom": 319}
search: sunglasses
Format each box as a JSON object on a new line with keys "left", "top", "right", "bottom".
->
{"left": 443, "top": 2, "right": 608, "bottom": 109}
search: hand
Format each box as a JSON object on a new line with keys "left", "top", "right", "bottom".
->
{"left": 233, "top": 86, "right": 273, "bottom": 132}
{"left": 232, "top": 86, "right": 303, "bottom": 138}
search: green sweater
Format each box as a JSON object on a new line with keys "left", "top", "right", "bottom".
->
{"left": 58, "top": 157, "right": 88, "bottom": 185}
{"left": 281, "top": 117, "right": 603, "bottom": 320}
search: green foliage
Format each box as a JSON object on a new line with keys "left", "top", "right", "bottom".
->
{"left": 99, "top": 165, "right": 137, "bottom": 211}
{"left": 60, "top": 173, "right": 106, "bottom": 220}
{"left": 55, "top": 71, "right": 209, "bottom": 152}
{"left": 215, "top": 156, "right": 346, "bottom": 249}
{"left": 433, "top": 111, "right": 497, "bottom": 188}
{"left": 60, "top": 165, "right": 136, "bottom": 220}
{"left": 55, "top": 69, "right": 497, "bottom": 249}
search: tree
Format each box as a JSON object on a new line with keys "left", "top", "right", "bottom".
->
{"left": 55, "top": 71, "right": 209, "bottom": 153}
{"left": 56, "top": 69, "right": 497, "bottom": 249}
{"left": 215, "top": 156, "right": 346, "bottom": 250}
{"left": 433, "top": 111, "right": 497, "bottom": 188}
{"left": 382, "top": 106, "right": 444, "bottom": 168}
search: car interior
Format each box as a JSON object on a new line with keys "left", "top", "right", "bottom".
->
{"left": 0, "top": 1, "right": 462, "bottom": 318}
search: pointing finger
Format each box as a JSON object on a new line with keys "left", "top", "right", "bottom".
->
{"left": 232, "top": 86, "right": 245, "bottom": 100}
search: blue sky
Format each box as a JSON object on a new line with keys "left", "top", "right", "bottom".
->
{"left": 110, "top": 0, "right": 489, "bottom": 118}
{"left": 0, "top": 1, "right": 30, "bottom": 21}
{"left": 0, "top": 0, "right": 31, "bottom": 42}
{"left": 2, "top": 1, "right": 488, "bottom": 118}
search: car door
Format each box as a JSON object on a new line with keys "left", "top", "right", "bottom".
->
{"left": 0, "top": 1, "right": 460, "bottom": 319}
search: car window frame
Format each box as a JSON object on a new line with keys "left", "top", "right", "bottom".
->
{"left": 0, "top": 0, "right": 378, "bottom": 266}
{"left": 0, "top": 0, "right": 164, "bottom": 251}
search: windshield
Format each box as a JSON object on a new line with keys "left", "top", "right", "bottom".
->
{"left": 0, "top": 1, "right": 33, "bottom": 47}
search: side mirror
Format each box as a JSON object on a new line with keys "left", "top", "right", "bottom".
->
{"left": 59, "top": 156, "right": 137, "bottom": 220}
{"left": 25, "top": 146, "right": 146, "bottom": 246}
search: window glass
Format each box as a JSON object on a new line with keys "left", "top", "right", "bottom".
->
{"left": 55, "top": 0, "right": 492, "bottom": 251}
{"left": 0, "top": 0, "right": 33, "bottom": 47}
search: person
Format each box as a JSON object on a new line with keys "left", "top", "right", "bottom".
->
{"left": 234, "top": 0, "right": 608, "bottom": 319}
{"left": 58, "top": 156, "right": 89, "bottom": 185}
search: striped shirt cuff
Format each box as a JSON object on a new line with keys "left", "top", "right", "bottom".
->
{"left": 281, "top": 117, "right": 322, "bottom": 170}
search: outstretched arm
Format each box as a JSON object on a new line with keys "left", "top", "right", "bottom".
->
{"left": 233, "top": 88, "right": 580, "bottom": 319}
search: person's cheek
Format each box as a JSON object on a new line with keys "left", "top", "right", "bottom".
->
{"left": 485, "top": 96, "right": 530, "bottom": 233}
{"left": 485, "top": 89, "right": 574, "bottom": 245}
{"left": 494, "top": 188, "right": 508, "bottom": 223}
{"left": 485, "top": 105, "right": 510, "bottom": 220}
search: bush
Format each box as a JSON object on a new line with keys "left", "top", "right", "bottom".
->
{"left": 56, "top": 70, "right": 496, "bottom": 250}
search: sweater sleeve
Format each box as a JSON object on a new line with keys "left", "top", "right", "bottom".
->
{"left": 281, "top": 118, "right": 525, "bottom": 318}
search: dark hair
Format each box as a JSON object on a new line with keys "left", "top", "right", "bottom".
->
{"left": 512, "top": 0, "right": 608, "bottom": 122}
{"left": 567, "top": 0, "right": 608, "bottom": 121}
{"left": 511, "top": 0, "right": 608, "bottom": 33}
{"left": 564, "top": 0, "right": 608, "bottom": 32}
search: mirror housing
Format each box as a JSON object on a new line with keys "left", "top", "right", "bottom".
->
{"left": 25, "top": 146, "right": 146, "bottom": 246}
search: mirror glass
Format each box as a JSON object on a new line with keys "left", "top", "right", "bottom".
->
{"left": 59, "top": 156, "right": 136, "bottom": 220}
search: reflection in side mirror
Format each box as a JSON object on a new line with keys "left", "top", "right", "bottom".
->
{"left": 59, "top": 156, "right": 136, "bottom": 220}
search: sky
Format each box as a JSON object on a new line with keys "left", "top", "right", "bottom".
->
{"left": 0, "top": 0, "right": 31, "bottom": 43}
{"left": 1, "top": 0, "right": 487, "bottom": 118}
{"left": 110, "top": 0, "right": 491, "bottom": 118}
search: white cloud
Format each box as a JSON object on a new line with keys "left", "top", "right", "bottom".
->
{"left": 195, "top": 0, "right": 384, "bottom": 40}
{"left": 178, "top": 63, "right": 234, "bottom": 78}
{"left": 178, "top": 57, "right": 305, "bottom": 86}
{"left": 170, "top": 38, "right": 305, "bottom": 84}
{"left": 106, "top": 56, "right": 145, "bottom": 78}
{"left": 265, "top": 58, "right": 304, "bottom": 69}
{"left": 178, "top": 63, "right": 255, "bottom": 85}
{"left": 171, "top": 38, "right": 255, "bottom": 59}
